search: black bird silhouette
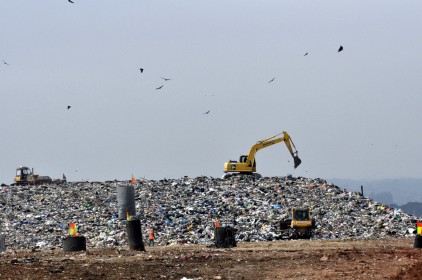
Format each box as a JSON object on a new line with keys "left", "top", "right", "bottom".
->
{"left": 161, "top": 77, "right": 171, "bottom": 81}
{"left": 204, "top": 110, "right": 210, "bottom": 115}
{"left": 268, "top": 77, "right": 275, "bottom": 83}
{"left": 3, "top": 59, "right": 9, "bottom": 65}
{"left": 67, "top": 106, "right": 71, "bottom": 110}
{"left": 140, "top": 68, "right": 144, "bottom": 73}
{"left": 68, "top": 0, "right": 74, "bottom": 3}
{"left": 156, "top": 85, "right": 164, "bottom": 90}
{"left": 304, "top": 52, "right": 308, "bottom": 56}
{"left": 338, "top": 45, "right": 343, "bottom": 52}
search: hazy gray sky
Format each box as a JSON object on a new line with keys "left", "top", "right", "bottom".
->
{"left": 1, "top": 1, "right": 422, "bottom": 183}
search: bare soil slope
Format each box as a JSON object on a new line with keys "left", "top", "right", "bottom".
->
{"left": 1, "top": 238, "right": 421, "bottom": 279}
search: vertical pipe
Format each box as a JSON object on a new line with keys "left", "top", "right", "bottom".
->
{"left": 117, "top": 185, "right": 136, "bottom": 220}
{"left": 0, "top": 234, "right": 5, "bottom": 252}
{"left": 126, "top": 220, "right": 146, "bottom": 251}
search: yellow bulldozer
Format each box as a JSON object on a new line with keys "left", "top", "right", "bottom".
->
{"left": 278, "top": 207, "right": 315, "bottom": 239}
{"left": 13, "top": 166, "right": 65, "bottom": 185}
{"left": 223, "top": 131, "right": 301, "bottom": 178}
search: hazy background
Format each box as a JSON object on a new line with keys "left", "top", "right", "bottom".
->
{"left": 1, "top": 1, "right": 421, "bottom": 194}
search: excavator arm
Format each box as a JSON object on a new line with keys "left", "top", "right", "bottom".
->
{"left": 245, "top": 131, "right": 301, "bottom": 169}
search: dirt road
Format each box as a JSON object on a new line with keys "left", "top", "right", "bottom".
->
{"left": 1, "top": 238, "right": 421, "bottom": 279}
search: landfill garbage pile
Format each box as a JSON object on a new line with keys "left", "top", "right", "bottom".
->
{"left": 0, "top": 176, "right": 418, "bottom": 250}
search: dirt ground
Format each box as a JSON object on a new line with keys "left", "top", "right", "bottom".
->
{"left": 1, "top": 238, "right": 422, "bottom": 279}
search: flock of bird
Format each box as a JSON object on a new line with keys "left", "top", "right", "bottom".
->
{"left": 2, "top": 55, "right": 212, "bottom": 114}
{"left": 138, "top": 67, "right": 214, "bottom": 113}
{"left": 2, "top": 2, "right": 344, "bottom": 116}
{"left": 138, "top": 68, "right": 172, "bottom": 90}
{"left": 267, "top": 45, "right": 343, "bottom": 83}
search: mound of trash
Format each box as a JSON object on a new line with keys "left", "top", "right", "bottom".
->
{"left": 0, "top": 176, "right": 417, "bottom": 250}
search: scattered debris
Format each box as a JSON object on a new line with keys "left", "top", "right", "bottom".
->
{"left": 0, "top": 176, "right": 418, "bottom": 250}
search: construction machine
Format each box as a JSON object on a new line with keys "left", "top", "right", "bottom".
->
{"left": 278, "top": 207, "right": 315, "bottom": 239}
{"left": 223, "top": 131, "right": 301, "bottom": 178}
{"left": 13, "top": 166, "right": 65, "bottom": 185}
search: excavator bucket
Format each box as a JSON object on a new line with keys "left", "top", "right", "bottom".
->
{"left": 293, "top": 156, "right": 302, "bottom": 169}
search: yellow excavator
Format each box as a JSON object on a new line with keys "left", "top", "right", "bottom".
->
{"left": 223, "top": 131, "right": 301, "bottom": 178}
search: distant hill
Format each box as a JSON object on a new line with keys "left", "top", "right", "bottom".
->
{"left": 369, "top": 192, "right": 394, "bottom": 205}
{"left": 328, "top": 178, "right": 422, "bottom": 205}
{"left": 393, "top": 202, "right": 422, "bottom": 218}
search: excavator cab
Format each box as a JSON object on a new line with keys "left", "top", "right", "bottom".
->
{"left": 239, "top": 155, "right": 256, "bottom": 167}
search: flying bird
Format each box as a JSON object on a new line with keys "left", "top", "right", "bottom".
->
{"left": 304, "top": 52, "right": 308, "bottom": 56}
{"left": 268, "top": 77, "right": 275, "bottom": 83}
{"left": 140, "top": 68, "right": 144, "bottom": 73}
{"left": 203, "top": 110, "right": 210, "bottom": 115}
{"left": 161, "top": 77, "right": 171, "bottom": 81}
{"left": 3, "top": 59, "right": 9, "bottom": 65}
{"left": 338, "top": 45, "right": 343, "bottom": 52}
{"left": 68, "top": 0, "right": 74, "bottom": 3}
{"left": 67, "top": 106, "right": 71, "bottom": 110}
{"left": 156, "top": 85, "right": 164, "bottom": 90}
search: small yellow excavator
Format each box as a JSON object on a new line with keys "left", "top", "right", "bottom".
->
{"left": 223, "top": 131, "right": 301, "bottom": 178}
